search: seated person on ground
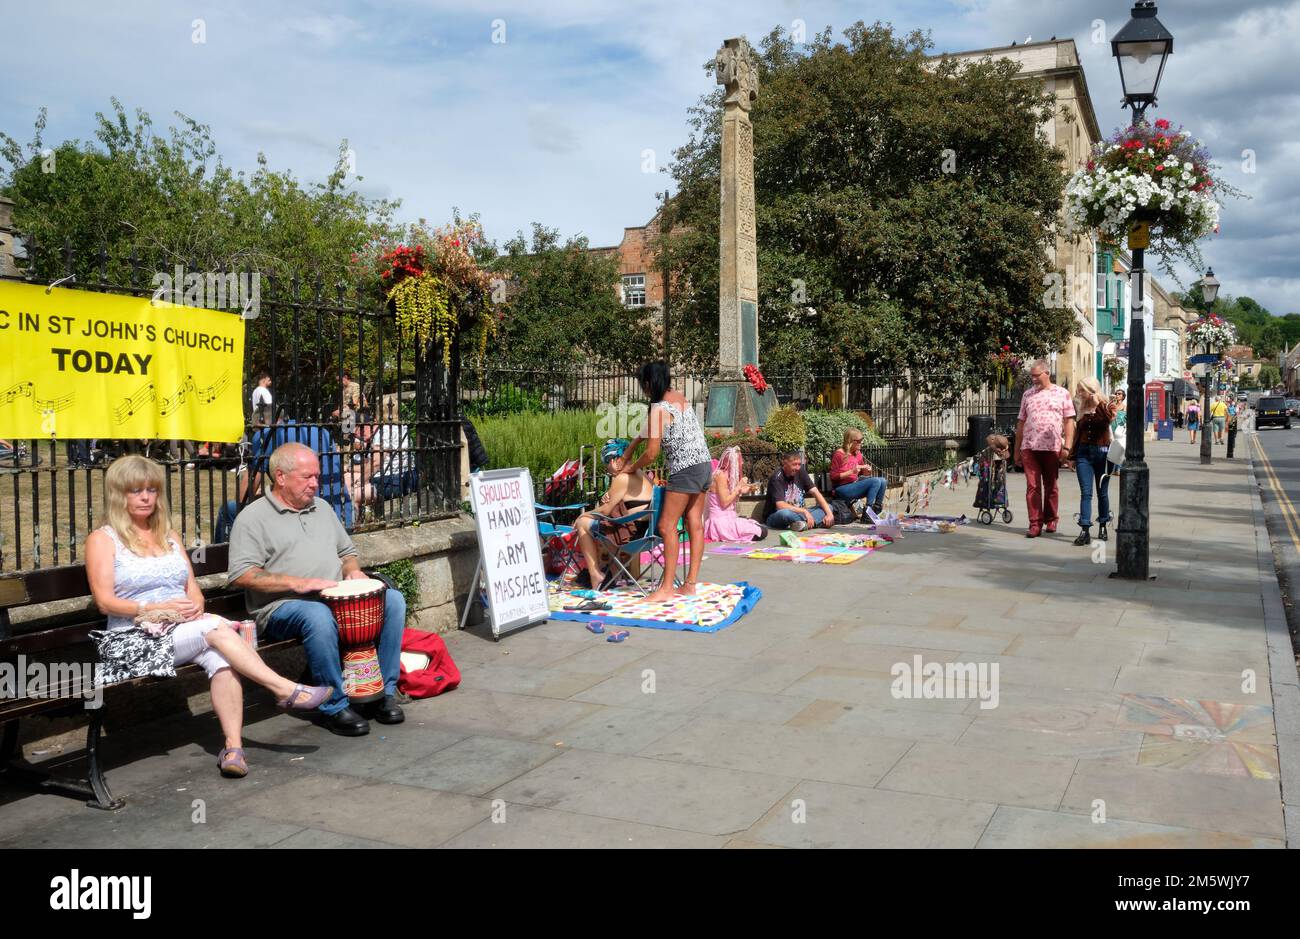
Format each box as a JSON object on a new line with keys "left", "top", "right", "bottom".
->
{"left": 85, "top": 455, "right": 330, "bottom": 780}
{"left": 227, "top": 442, "right": 406, "bottom": 739}
{"left": 704, "top": 445, "right": 767, "bottom": 542}
{"left": 572, "top": 438, "right": 655, "bottom": 590}
{"left": 829, "top": 428, "right": 886, "bottom": 518}
{"left": 763, "top": 450, "right": 835, "bottom": 531}
{"left": 346, "top": 415, "right": 417, "bottom": 504}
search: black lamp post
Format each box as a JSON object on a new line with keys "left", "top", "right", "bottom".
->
{"left": 1197, "top": 268, "right": 1220, "bottom": 466}
{"left": 1113, "top": 0, "right": 1174, "bottom": 581}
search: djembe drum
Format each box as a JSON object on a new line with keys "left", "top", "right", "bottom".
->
{"left": 320, "top": 578, "right": 387, "bottom": 703}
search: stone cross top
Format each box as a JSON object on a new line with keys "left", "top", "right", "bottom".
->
{"left": 715, "top": 37, "right": 760, "bottom": 377}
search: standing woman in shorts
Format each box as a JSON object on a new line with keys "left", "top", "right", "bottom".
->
{"left": 612, "top": 361, "right": 713, "bottom": 601}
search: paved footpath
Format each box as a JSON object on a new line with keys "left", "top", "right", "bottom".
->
{"left": 2, "top": 441, "right": 1294, "bottom": 848}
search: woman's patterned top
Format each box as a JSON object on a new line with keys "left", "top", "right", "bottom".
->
{"left": 654, "top": 399, "right": 711, "bottom": 475}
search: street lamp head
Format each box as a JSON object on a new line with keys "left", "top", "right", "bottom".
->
{"left": 1199, "top": 267, "right": 1220, "bottom": 305}
{"left": 1112, "top": 1, "right": 1174, "bottom": 114}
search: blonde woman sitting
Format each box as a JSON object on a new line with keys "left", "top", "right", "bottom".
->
{"left": 85, "top": 455, "right": 330, "bottom": 779}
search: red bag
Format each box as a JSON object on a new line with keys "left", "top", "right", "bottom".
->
{"left": 397, "top": 628, "right": 461, "bottom": 698}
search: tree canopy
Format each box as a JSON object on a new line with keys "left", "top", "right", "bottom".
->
{"left": 489, "top": 223, "right": 653, "bottom": 368}
{"left": 660, "top": 22, "right": 1078, "bottom": 396}
{"left": 1, "top": 99, "right": 399, "bottom": 284}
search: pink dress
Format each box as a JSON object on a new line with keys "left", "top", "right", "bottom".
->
{"left": 704, "top": 472, "right": 765, "bottom": 542}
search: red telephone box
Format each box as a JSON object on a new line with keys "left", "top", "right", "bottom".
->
{"left": 1145, "top": 380, "right": 1166, "bottom": 423}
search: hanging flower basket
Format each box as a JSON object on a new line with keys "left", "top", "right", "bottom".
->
{"left": 1063, "top": 119, "right": 1241, "bottom": 273}
{"left": 1187, "top": 313, "right": 1236, "bottom": 353}
{"left": 989, "top": 345, "right": 1023, "bottom": 391}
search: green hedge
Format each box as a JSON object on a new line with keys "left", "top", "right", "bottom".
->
{"left": 803, "top": 410, "right": 886, "bottom": 468}
{"left": 475, "top": 408, "right": 603, "bottom": 489}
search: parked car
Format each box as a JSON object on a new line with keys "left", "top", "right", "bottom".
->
{"left": 1287, "top": 399, "right": 1300, "bottom": 417}
{"left": 1256, "top": 395, "right": 1292, "bottom": 430}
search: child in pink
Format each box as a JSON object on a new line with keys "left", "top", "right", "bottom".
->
{"left": 704, "top": 447, "right": 768, "bottom": 542}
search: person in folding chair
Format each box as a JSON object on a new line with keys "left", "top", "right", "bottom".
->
{"left": 571, "top": 438, "right": 655, "bottom": 590}
{"left": 610, "top": 361, "right": 713, "bottom": 602}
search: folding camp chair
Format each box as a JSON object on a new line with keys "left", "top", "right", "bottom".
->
{"left": 536, "top": 499, "right": 587, "bottom": 576}
{"left": 587, "top": 486, "right": 682, "bottom": 597}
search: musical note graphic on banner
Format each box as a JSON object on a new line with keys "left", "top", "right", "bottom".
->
{"left": 197, "top": 371, "right": 230, "bottom": 404}
{"left": 35, "top": 392, "right": 74, "bottom": 413}
{"left": 159, "top": 375, "right": 198, "bottom": 416}
{"left": 114, "top": 383, "right": 156, "bottom": 424}
{"left": 1, "top": 382, "right": 34, "bottom": 406}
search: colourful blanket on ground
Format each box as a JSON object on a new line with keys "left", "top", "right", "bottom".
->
{"left": 546, "top": 580, "right": 760, "bottom": 633}
{"left": 707, "top": 531, "right": 891, "bottom": 564}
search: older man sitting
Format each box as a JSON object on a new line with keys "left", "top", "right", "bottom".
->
{"left": 228, "top": 442, "right": 405, "bottom": 736}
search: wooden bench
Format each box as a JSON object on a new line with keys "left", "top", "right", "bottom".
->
{"left": 0, "top": 544, "right": 300, "bottom": 810}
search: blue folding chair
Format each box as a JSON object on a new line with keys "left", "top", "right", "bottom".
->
{"left": 536, "top": 500, "right": 588, "bottom": 576}
{"left": 587, "top": 486, "right": 680, "bottom": 596}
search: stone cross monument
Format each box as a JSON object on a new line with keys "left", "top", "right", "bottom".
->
{"left": 704, "top": 37, "right": 776, "bottom": 432}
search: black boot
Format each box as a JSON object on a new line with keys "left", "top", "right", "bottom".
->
{"left": 1097, "top": 522, "right": 1108, "bottom": 541}
{"left": 1073, "top": 527, "right": 1091, "bottom": 546}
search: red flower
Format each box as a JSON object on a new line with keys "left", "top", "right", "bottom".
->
{"left": 1154, "top": 118, "right": 1171, "bottom": 130}
{"left": 1155, "top": 165, "right": 1165, "bottom": 171}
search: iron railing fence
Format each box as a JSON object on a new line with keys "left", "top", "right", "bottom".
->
{"left": 0, "top": 237, "right": 462, "bottom": 572}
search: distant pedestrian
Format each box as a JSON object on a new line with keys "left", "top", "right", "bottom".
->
{"left": 1210, "top": 395, "right": 1228, "bottom": 444}
{"left": 1066, "top": 377, "right": 1116, "bottom": 547}
{"left": 251, "top": 371, "right": 273, "bottom": 427}
{"left": 1227, "top": 399, "right": 1239, "bottom": 458}
{"left": 1014, "top": 360, "right": 1076, "bottom": 538}
{"left": 1186, "top": 399, "right": 1201, "bottom": 445}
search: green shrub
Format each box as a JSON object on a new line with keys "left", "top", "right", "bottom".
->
{"left": 761, "top": 405, "right": 806, "bottom": 454}
{"left": 465, "top": 382, "right": 544, "bottom": 418}
{"left": 373, "top": 558, "right": 419, "bottom": 621}
{"left": 475, "top": 408, "right": 603, "bottom": 488}
{"left": 796, "top": 409, "right": 886, "bottom": 470}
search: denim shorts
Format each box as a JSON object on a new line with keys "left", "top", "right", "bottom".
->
{"left": 665, "top": 460, "right": 714, "bottom": 494}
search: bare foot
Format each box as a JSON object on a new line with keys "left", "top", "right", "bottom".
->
{"left": 674, "top": 582, "right": 697, "bottom": 596}
{"left": 644, "top": 588, "right": 678, "bottom": 603}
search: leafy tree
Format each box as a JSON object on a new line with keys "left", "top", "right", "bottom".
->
{"left": 659, "top": 23, "right": 1077, "bottom": 398}
{"left": 489, "top": 223, "right": 654, "bottom": 368}
{"left": 1, "top": 99, "right": 400, "bottom": 282}
{"left": 1258, "top": 365, "right": 1282, "bottom": 390}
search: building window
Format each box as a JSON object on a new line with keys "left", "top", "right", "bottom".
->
{"left": 622, "top": 274, "right": 646, "bottom": 308}
{"left": 1095, "top": 251, "right": 1112, "bottom": 309}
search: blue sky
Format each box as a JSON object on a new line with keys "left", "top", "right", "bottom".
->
{"left": 2, "top": 0, "right": 1296, "bottom": 313}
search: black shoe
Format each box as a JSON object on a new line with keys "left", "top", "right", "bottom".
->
{"left": 1073, "top": 528, "right": 1091, "bottom": 546}
{"left": 321, "top": 706, "right": 370, "bottom": 736}
{"left": 597, "top": 568, "right": 619, "bottom": 591}
{"left": 1098, "top": 523, "right": 1109, "bottom": 541}
{"left": 757, "top": 525, "right": 770, "bottom": 540}
{"left": 871, "top": 502, "right": 884, "bottom": 515}
{"left": 372, "top": 696, "right": 405, "bottom": 725}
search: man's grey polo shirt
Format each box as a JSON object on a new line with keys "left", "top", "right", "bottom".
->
{"left": 227, "top": 491, "right": 358, "bottom": 627}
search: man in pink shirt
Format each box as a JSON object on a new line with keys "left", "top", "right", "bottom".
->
{"left": 1015, "top": 360, "right": 1076, "bottom": 538}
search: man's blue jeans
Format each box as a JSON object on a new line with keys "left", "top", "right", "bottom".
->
{"left": 1074, "top": 443, "right": 1111, "bottom": 528}
{"left": 766, "top": 507, "right": 826, "bottom": 529}
{"left": 263, "top": 589, "right": 405, "bottom": 715}
{"left": 834, "top": 476, "right": 886, "bottom": 505}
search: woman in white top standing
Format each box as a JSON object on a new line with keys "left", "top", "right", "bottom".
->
{"left": 611, "top": 361, "right": 713, "bottom": 602}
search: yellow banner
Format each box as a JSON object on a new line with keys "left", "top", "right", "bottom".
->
{"left": 0, "top": 281, "right": 245, "bottom": 441}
